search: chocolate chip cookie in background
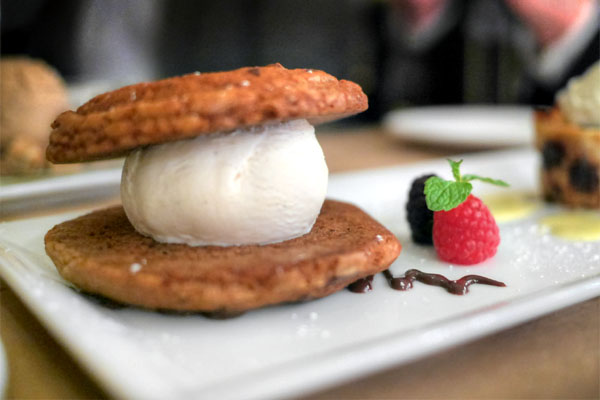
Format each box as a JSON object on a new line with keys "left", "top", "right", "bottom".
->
{"left": 535, "top": 62, "right": 600, "bottom": 209}
{"left": 0, "top": 57, "right": 72, "bottom": 175}
{"left": 44, "top": 64, "right": 402, "bottom": 313}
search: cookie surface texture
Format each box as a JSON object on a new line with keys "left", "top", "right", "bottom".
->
{"left": 47, "top": 64, "right": 368, "bottom": 163}
{"left": 45, "top": 200, "right": 401, "bottom": 312}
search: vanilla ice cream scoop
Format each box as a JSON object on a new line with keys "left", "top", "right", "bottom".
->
{"left": 121, "top": 119, "right": 328, "bottom": 246}
{"left": 557, "top": 61, "right": 600, "bottom": 127}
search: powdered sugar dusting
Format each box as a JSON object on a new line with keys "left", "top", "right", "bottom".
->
{"left": 130, "top": 263, "right": 142, "bottom": 274}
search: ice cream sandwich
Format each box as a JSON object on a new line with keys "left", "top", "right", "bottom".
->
{"left": 45, "top": 64, "right": 401, "bottom": 313}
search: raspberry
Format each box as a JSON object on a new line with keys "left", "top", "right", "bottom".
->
{"left": 406, "top": 174, "right": 437, "bottom": 244}
{"left": 432, "top": 195, "right": 500, "bottom": 265}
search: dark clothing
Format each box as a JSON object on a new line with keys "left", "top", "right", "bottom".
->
{"left": 2, "top": 0, "right": 598, "bottom": 121}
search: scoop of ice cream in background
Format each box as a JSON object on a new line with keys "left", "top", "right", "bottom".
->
{"left": 557, "top": 61, "right": 600, "bottom": 126}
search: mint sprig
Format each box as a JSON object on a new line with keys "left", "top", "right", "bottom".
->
{"left": 424, "top": 160, "right": 509, "bottom": 212}
{"left": 461, "top": 174, "right": 509, "bottom": 186}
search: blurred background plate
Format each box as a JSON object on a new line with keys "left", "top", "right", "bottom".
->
{"left": 0, "top": 165, "right": 122, "bottom": 216}
{"left": 383, "top": 106, "right": 534, "bottom": 148}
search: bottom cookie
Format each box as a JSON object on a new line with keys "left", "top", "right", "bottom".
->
{"left": 45, "top": 200, "right": 402, "bottom": 312}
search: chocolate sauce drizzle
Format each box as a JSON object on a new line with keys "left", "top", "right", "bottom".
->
{"left": 348, "top": 269, "right": 505, "bottom": 295}
{"left": 347, "top": 275, "right": 374, "bottom": 293}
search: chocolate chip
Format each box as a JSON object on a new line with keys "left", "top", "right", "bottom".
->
{"left": 247, "top": 67, "right": 260, "bottom": 76}
{"left": 542, "top": 141, "right": 565, "bottom": 169}
{"left": 569, "top": 158, "right": 599, "bottom": 193}
{"left": 544, "top": 184, "right": 562, "bottom": 202}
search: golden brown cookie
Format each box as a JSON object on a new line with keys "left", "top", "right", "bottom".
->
{"left": 45, "top": 200, "right": 401, "bottom": 313}
{"left": 47, "top": 64, "right": 368, "bottom": 163}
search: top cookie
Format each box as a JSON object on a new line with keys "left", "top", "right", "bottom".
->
{"left": 47, "top": 64, "right": 368, "bottom": 163}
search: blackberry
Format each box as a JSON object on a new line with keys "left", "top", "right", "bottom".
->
{"left": 569, "top": 158, "right": 599, "bottom": 193}
{"left": 406, "top": 174, "right": 437, "bottom": 245}
{"left": 542, "top": 141, "right": 565, "bottom": 169}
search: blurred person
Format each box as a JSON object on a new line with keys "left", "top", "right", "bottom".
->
{"left": 505, "top": 0, "right": 600, "bottom": 103}
{"left": 1, "top": 0, "right": 377, "bottom": 86}
{"left": 1, "top": 0, "right": 598, "bottom": 120}
{"left": 377, "top": 0, "right": 599, "bottom": 112}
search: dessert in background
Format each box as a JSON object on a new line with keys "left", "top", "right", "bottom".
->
{"left": 44, "top": 64, "right": 402, "bottom": 313}
{"left": 0, "top": 57, "right": 71, "bottom": 175}
{"left": 535, "top": 62, "right": 600, "bottom": 208}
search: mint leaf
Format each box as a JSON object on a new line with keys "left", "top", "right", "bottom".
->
{"left": 448, "top": 159, "right": 463, "bottom": 181}
{"left": 462, "top": 174, "right": 509, "bottom": 187}
{"left": 424, "top": 177, "right": 472, "bottom": 211}
{"left": 422, "top": 159, "right": 508, "bottom": 212}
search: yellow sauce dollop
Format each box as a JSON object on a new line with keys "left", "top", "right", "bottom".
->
{"left": 541, "top": 212, "right": 600, "bottom": 241}
{"left": 483, "top": 192, "right": 540, "bottom": 223}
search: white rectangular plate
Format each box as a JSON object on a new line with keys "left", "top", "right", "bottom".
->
{"left": 0, "top": 148, "right": 599, "bottom": 400}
